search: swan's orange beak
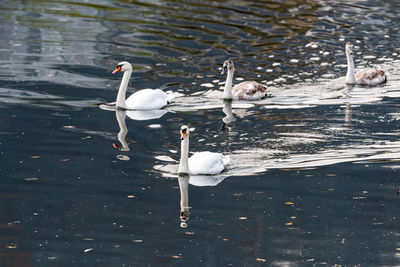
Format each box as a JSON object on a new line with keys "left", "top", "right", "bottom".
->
{"left": 112, "top": 65, "right": 121, "bottom": 74}
{"left": 180, "top": 131, "right": 186, "bottom": 140}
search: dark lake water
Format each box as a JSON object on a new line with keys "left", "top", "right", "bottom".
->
{"left": 2, "top": 0, "right": 400, "bottom": 266}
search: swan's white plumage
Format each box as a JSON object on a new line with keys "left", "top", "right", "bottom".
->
{"left": 178, "top": 125, "right": 229, "bottom": 175}
{"left": 125, "top": 88, "right": 172, "bottom": 110}
{"left": 345, "top": 42, "right": 387, "bottom": 86}
{"left": 188, "top": 151, "right": 230, "bottom": 175}
{"left": 221, "top": 60, "right": 267, "bottom": 100}
{"left": 112, "top": 61, "right": 174, "bottom": 110}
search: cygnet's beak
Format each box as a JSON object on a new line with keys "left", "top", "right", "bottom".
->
{"left": 112, "top": 65, "right": 121, "bottom": 74}
{"left": 221, "top": 65, "right": 227, "bottom": 75}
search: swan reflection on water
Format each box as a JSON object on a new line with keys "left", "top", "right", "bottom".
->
{"left": 343, "top": 84, "right": 354, "bottom": 125}
{"left": 178, "top": 173, "right": 226, "bottom": 228}
{"left": 114, "top": 110, "right": 130, "bottom": 161}
{"left": 98, "top": 108, "right": 167, "bottom": 160}
{"left": 178, "top": 174, "right": 189, "bottom": 228}
{"left": 221, "top": 99, "right": 236, "bottom": 130}
{"left": 99, "top": 102, "right": 169, "bottom": 121}
{"left": 113, "top": 109, "right": 167, "bottom": 160}
{"left": 115, "top": 110, "right": 129, "bottom": 151}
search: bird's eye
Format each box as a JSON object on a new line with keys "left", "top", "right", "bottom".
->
{"left": 182, "top": 129, "right": 187, "bottom": 134}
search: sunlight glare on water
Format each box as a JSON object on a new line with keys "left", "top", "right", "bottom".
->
{"left": 1, "top": 0, "right": 400, "bottom": 266}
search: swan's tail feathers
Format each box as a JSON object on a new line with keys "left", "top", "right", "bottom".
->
{"left": 222, "top": 155, "right": 230, "bottom": 166}
{"left": 166, "top": 92, "right": 182, "bottom": 103}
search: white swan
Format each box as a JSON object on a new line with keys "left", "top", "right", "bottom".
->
{"left": 345, "top": 42, "right": 387, "bottom": 86}
{"left": 178, "top": 125, "right": 230, "bottom": 175}
{"left": 221, "top": 60, "right": 268, "bottom": 100}
{"left": 112, "top": 61, "right": 175, "bottom": 110}
{"left": 99, "top": 98, "right": 168, "bottom": 121}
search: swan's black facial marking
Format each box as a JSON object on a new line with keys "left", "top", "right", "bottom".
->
{"left": 112, "top": 64, "right": 122, "bottom": 74}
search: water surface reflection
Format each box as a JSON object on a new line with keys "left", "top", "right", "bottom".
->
{"left": 2, "top": 0, "right": 400, "bottom": 265}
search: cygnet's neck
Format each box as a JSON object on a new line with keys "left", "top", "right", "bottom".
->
{"left": 178, "top": 135, "right": 189, "bottom": 174}
{"left": 223, "top": 68, "right": 234, "bottom": 100}
{"left": 345, "top": 50, "right": 356, "bottom": 84}
{"left": 116, "top": 70, "right": 132, "bottom": 109}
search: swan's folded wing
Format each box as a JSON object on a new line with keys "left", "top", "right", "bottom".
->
{"left": 232, "top": 81, "right": 267, "bottom": 100}
{"left": 125, "top": 89, "right": 169, "bottom": 110}
{"left": 355, "top": 68, "right": 386, "bottom": 85}
{"left": 188, "top": 151, "right": 227, "bottom": 175}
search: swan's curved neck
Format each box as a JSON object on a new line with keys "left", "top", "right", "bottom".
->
{"left": 345, "top": 50, "right": 355, "bottom": 84}
{"left": 116, "top": 70, "right": 132, "bottom": 109}
{"left": 178, "top": 135, "right": 189, "bottom": 174}
{"left": 223, "top": 68, "right": 234, "bottom": 100}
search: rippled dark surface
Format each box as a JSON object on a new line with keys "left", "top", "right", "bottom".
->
{"left": 1, "top": 0, "right": 400, "bottom": 266}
